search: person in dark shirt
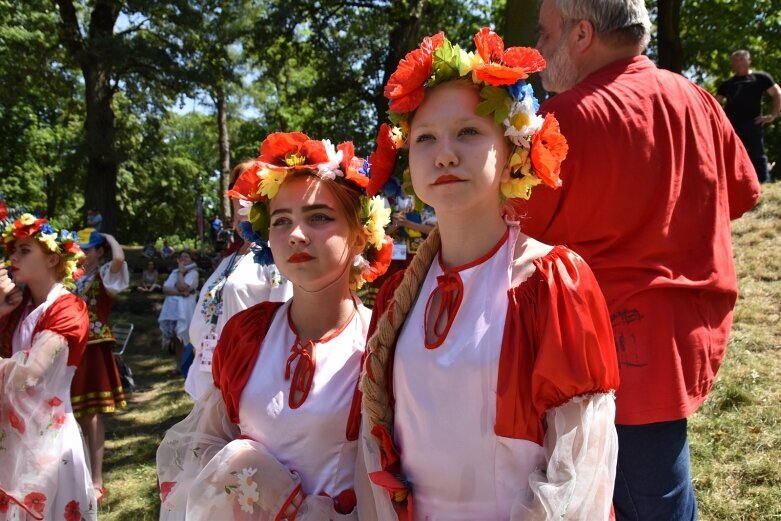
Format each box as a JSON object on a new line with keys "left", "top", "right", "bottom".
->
{"left": 717, "top": 50, "right": 781, "bottom": 183}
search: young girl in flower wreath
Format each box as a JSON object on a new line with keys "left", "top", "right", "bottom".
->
{"left": 156, "top": 132, "right": 393, "bottom": 520}
{"left": 356, "top": 28, "right": 620, "bottom": 520}
{"left": 0, "top": 214, "right": 97, "bottom": 520}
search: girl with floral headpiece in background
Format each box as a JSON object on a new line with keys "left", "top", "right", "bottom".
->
{"left": 157, "top": 132, "right": 393, "bottom": 520}
{"left": 356, "top": 28, "right": 620, "bottom": 520}
{"left": 71, "top": 227, "right": 129, "bottom": 503}
{"left": 183, "top": 160, "right": 293, "bottom": 402}
{"left": 0, "top": 213, "right": 97, "bottom": 520}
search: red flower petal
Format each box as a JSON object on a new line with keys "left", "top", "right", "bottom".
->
{"left": 474, "top": 27, "right": 505, "bottom": 63}
{"left": 23, "top": 491, "right": 46, "bottom": 515}
{"left": 226, "top": 163, "right": 263, "bottom": 202}
{"left": 8, "top": 409, "right": 25, "bottom": 434}
{"left": 420, "top": 32, "right": 445, "bottom": 54}
{"left": 502, "top": 46, "right": 546, "bottom": 74}
{"left": 47, "top": 397, "right": 63, "bottom": 407}
{"left": 367, "top": 124, "right": 398, "bottom": 197}
{"left": 338, "top": 141, "right": 355, "bottom": 170}
{"left": 531, "top": 113, "right": 568, "bottom": 188}
{"left": 0, "top": 201, "right": 7, "bottom": 221}
{"left": 299, "top": 140, "right": 330, "bottom": 165}
{"left": 384, "top": 47, "right": 432, "bottom": 113}
{"left": 258, "top": 132, "right": 310, "bottom": 164}
{"left": 473, "top": 63, "right": 529, "bottom": 86}
{"left": 64, "top": 500, "right": 81, "bottom": 521}
{"left": 160, "top": 481, "right": 176, "bottom": 503}
{"left": 363, "top": 235, "right": 394, "bottom": 283}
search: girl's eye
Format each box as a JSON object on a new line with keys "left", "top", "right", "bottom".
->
{"left": 415, "top": 133, "right": 434, "bottom": 143}
{"left": 270, "top": 217, "right": 292, "bottom": 228}
{"left": 459, "top": 127, "right": 479, "bottom": 136}
{"left": 309, "top": 214, "right": 334, "bottom": 224}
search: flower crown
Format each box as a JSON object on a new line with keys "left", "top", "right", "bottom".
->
{"left": 2, "top": 213, "right": 85, "bottom": 288}
{"left": 227, "top": 132, "right": 394, "bottom": 289}
{"left": 370, "top": 27, "right": 569, "bottom": 201}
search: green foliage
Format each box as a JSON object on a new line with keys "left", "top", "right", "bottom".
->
{"left": 680, "top": 0, "right": 781, "bottom": 166}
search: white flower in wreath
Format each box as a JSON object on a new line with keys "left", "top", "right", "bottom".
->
{"left": 238, "top": 199, "right": 253, "bottom": 217}
{"left": 317, "top": 139, "right": 344, "bottom": 180}
{"left": 503, "top": 97, "right": 544, "bottom": 148}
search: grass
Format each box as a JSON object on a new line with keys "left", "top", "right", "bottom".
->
{"left": 98, "top": 182, "right": 781, "bottom": 520}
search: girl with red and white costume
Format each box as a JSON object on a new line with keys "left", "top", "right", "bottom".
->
{"left": 156, "top": 132, "right": 393, "bottom": 520}
{"left": 357, "top": 29, "right": 620, "bottom": 521}
{"left": 0, "top": 214, "right": 96, "bottom": 521}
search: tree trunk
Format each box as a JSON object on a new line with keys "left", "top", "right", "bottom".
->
{"left": 504, "top": 0, "right": 544, "bottom": 100}
{"left": 657, "top": 0, "right": 684, "bottom": 73}
{"left": 83, "top": 61, "right": 118, "bottom": 232}
{"left": 54, "top": 0, "right": 121, "bottom": 233}
{"left": 216, "top": 92, "right": 232, "bottom": 223}
{"left": 374, "top": 0, "right": 429, "bottom": 126}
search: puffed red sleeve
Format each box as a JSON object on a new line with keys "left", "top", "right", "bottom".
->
{"left": 212, "top": 301, "right": 283, "bottom": 424}
{"left": 531, "top": 246, "right": 619, "bottom": 411}
{"left": 497, "top": 246, "right": 619, "bottom": 441}
{"left": 34, "top": 293, "right": 89, "bottom": 367}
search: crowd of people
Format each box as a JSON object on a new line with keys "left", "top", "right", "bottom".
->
{"left": 0, "top": 0, "right": 773, "bottom": 519}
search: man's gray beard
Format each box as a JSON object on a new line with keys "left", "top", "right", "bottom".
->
{"left": 541, "top": 41, "right": 578, "bottom": 94}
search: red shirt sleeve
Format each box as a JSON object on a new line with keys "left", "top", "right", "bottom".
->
{"left": 34, "top": 293, "right": 89, "bottom": 367}
{"left": 497, "top": 247, "right": 619, "bottom": 441}
{"left": 212, "top": 301, "right": 284, "bottom": 424}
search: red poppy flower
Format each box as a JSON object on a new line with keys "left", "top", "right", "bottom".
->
{"left": 0, "top": 491, "right": 9, "bottom": 513}
{"left": 8, "top": 409, "right": 25, "bottom": 434}
{"left": 338, "top": 142, "right": 370, "bottom": 190}
{"left": 226, "top": 162, "right": 263, "bottom": 202}
{"left": 63, "top": 241, "right": 82, "bottom": 255}
{"left": 23, "top": 491, "right": 46, "bottom": 515}
{"left": 367, "top": 124, "right": 398, "bottom": 197}
{"left": 258, "top": 132, "right": 310, "bottom": 165}
{"left": 160, "top": 481, "right": 176, "bottom": 503}
{"left": 64, "top": 500, "right": 81, "bottom": 521}
{"left": 472, "top": 27, "right": 546, "bottom": 86}
{"left": 298, "top": 139, "right": 330, "bottom": 165}
{"left": 0, "top": 200, "right": 6, "bottom": 220}
{"left": 384, "top": 32, "right": 445, "bottom": 113}
{"left": 531, "top": 113, "right": 568, "bottom": 188}
{"left": 47, "top": 397, "right": 63, "bottom": 407}
{"left": 362, "top": 235, "right": 394, "bottom": 283}
{"left": 52, "top": 412, "right": 66, "bottom": 428}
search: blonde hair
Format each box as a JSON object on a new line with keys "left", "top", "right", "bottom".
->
{"left": 361, "top": 227, "right": 440, "bottom": 433}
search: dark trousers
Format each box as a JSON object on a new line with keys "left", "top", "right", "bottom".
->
{"left": 613, "top": 419, "right": 698, "bottom": 521}
{"left": 734, "top": 121, "right": 770, "bottom": 183}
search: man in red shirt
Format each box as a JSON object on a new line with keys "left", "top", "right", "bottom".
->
{"left": 528, "top": 1, "right": 761, "bottom": 519}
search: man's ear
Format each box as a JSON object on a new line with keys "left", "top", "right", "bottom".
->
{"left": 571, "top": 19, "right": 595, "bottom": 52}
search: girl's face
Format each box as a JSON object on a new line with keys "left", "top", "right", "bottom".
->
{"left": 147, "top": 261, "right": 155, "bottom": 271}
{"left": 8, "top": 237, "right": 60, "bottom": 285}
{"left": 408, "top": 81, "right": 511, "bottom": 217}
{"left": 83, "top": 246, "right": 101, "bottom": 268}
{"left": 179, "top": 252, "right": 192, "bottom": 265}
{"left": 268, "top": 175, "right": 359, "bottom": 292}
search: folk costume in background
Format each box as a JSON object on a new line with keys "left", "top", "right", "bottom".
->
{"left": 157, "top": 132, "right": 393, "bottom": 520}
{"left": 184, "top": 240, "right": 292, "bottom": 401}
{"left": 0, "top": 216, "right": 97, "bottom": 521}
{"left": 71, "top": 229, "right": 129, "bottom": 418}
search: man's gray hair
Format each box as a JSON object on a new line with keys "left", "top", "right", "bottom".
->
{"left": 731, "top": 50, "right": 751, "bottom": 59}
{"left": 556, "top": 0, "right": 651, "bottom": 48}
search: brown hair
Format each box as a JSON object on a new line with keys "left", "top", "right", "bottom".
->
{"left": 361, "top": 227, "right": 440, "bottom": 433}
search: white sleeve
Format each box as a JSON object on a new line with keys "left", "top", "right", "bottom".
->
{"left": 185, "top": 269, "right": 199, "bottom": 291}
{"left": 156, "top": 386, "right": 240, "bottom": 518}
{"left": 163, "top": 271, "right": 178, "bottom": 290}
{"left": 514, "top": 393, "right": 618, "bottom": 521}
{"left": 100, "top": 261, "right": 130, "bottom": 295}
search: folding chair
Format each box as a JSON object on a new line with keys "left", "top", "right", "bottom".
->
{"left": 112, "top": 322, "right": 136, "bottom": 392}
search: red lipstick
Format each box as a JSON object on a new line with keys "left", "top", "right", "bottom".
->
{"left": 287, "top": 252, "right": 315, "bottom": 263}
{"left": 433, "top": 174, "right": 464, "bottom": 185}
